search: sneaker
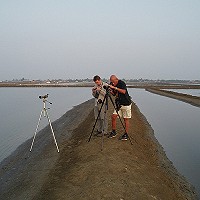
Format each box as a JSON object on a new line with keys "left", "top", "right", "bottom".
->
{"left": 108, "top": 130, "right": 117, "bottom": 138}
{"left": 119, "top": 133, "right": 129, "bottom": 141}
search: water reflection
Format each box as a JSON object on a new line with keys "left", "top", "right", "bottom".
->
{"left": 129, "top": 89, "right": 200, "bottom": 197}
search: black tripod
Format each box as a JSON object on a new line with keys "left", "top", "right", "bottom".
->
{"left": 88, "top": 88, "right": 133, "bottom": 150}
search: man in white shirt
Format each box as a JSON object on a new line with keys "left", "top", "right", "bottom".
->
{"left": 92, "top": 75, "right": 108, "bottom": 136}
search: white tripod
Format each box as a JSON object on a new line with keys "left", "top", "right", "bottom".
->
{"left": 30, "top": 94, "right": 60, "bottom": 153}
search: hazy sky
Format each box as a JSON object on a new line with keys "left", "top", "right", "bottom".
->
{"left": 0, "top": 0, "right": 200, "bottom": 80}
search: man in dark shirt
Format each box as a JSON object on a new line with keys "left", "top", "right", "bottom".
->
{"left": 108, "top": 75, "right": 132, "bottom": 140}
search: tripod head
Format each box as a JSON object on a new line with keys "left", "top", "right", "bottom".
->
{"left": 39, "top": 94, "right": 52, "bottom": 104}
{"left": 103, "top": 82, "right": 116, "bottom": 95}
{"left": 39, "top": 94, "right": 49, "bottom": 99}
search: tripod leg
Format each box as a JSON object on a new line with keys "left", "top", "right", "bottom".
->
{"left": 88, "top": 95, "right": 107, "bottom": 142}
{"left": 30, "top": 109, "right": 43, "bottom": 152}
{"left": 101, "top": 94, "right": 109, "bottom": 151}
{"left": 108, "top": 95, "right": 133, "bottom": 145}
{"left": 108, "top": 95, "right": 126, "bottom": 131}
{"left": 45, "top": 110, "right": 60, "bottom": 153}
{"left": 88, "top": 117, "right": 99, "bottom": 142}
{"left": 101, "top": 120, "right": 104, "bottom": 151}
{"left": 101, "top": 104, "right": 108, "bottom": 151}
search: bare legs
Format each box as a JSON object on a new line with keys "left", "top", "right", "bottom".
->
{"left": 112, "top": 114, "right": 129, "bottom": 133}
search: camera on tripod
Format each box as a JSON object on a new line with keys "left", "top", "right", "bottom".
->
{"left": 103, "top": 82, "right": 113, "bottom": 90}
{"left": 39, "top": 94, "right": 49, "bottom": 99}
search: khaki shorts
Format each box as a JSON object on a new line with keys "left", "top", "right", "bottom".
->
{"left": 113, "top": 104, "right": 132, "bottom": 118}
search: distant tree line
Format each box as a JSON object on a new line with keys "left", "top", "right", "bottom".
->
{"left": 1, "top": 78, "right": 200, "bottom": 84}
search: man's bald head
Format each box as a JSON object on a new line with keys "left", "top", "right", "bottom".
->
{"left": 110, "top": 75, "right": 119, "bottom": 86}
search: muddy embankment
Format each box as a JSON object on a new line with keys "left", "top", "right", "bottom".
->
{"left": 146, "top": 88, "right": 200, "bottom": 108}
{"left": 0, "top": 98, "right": 198, "bottom": 200}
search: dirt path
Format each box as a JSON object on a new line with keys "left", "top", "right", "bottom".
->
{"left": 32, "top": 101, "right": 197, "bottom": 200}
